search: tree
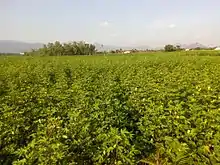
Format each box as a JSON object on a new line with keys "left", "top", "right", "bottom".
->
{"left": 54, "top": 41, "right": 64, "bottom": 56}
{"left": 194, "top": 47, "right": 202, "bottom": 50}
{"left": 89, "top": 44, "right": 96, "bottom": 55}
{"left": 176, "top": 45, "right": 181, "bottom": 50}
{"left": 110, "top": 50, "right": 116, "bottom": 53}
{"left": 164, "top": 44, "right": 176, "bottom": 52}
{"left": 26, "top": 41, "right": 97, "bottom": 56}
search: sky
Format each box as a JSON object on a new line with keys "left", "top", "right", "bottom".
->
{"left": 1, "top": 0, "right": 220, "bottom": 47}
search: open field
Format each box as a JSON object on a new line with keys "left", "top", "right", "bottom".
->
{"left": 1, "top": 52, "right": 220, "bottom": 164}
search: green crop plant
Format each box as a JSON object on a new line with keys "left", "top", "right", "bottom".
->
{"left": 1, "top": 53, "right": 220, "bottom": 164}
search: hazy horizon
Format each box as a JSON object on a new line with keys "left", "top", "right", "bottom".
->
{"left": 1, "top": 0, "right": 220, "bottom": 47}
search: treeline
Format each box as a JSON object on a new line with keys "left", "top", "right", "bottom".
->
{"left": 25, "top": 41, "right": 96, "bottom": 56}
{"left": 0, "top": 53, "right": 20, "bottom": 56}
{"left": 164, "top": 45, "right": 184, "bottom": 52}
{"left": 109, "top": 49, "right": 157, "bottom": 54}
{"left": 164, "top": 44, "right": 217, "bottom": 52}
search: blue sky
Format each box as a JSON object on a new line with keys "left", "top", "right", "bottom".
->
{"left": 1, "top": 0, "right": 220, "bottom": 47}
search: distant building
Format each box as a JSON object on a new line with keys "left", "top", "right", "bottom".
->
{"left": 20, "top": 52, "right": 25, "bottom": 55}
{"left": 123, "top": 51, "right": 131, "bottom": 54}
{"left": 214, "top": 47, "right": 220, "bottom": 50}
{"left": 185, "top": 49, "right": 190, "bottom": 51}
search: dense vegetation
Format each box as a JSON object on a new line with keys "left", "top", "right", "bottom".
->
{"left": 164, "top": 44, "right": 217, "bottom": 52}
{"left": 25, "top": 41, "right": 96, "bottom": 56}
{"left": 182, "top": 50, "right": 220, "bottom": 56}
{"left": 164, "top": 44, "right": 182, "bottom": 52}
{"left": 1, "top": 53, "right": 220, "bottom": 164}
{"left": 0, "top": 53, "right": 20, "bottom": 56}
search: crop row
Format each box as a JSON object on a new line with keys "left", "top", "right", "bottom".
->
{"left": 1, "top": 55, "right": 220, "bottom": 164}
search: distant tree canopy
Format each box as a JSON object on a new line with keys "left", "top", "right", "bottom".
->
{"left": 164, "top": 44, "right": 177, "bottom": 52}
{"left": 164, "top": 44, "right": 184, "bottom": 52}
{"left": 25, "top": 41, "right": 96, "bottom": 56}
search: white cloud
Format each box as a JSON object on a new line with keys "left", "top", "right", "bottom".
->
{"left": 100, "top": 21, "right": 109, "bottom": 27}
{"left": 168, "top": 24, "right": 176, "bottom": 28}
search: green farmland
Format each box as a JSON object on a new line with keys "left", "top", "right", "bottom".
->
{"left": 1, "top": 52, "right": 220, "bottom": 164}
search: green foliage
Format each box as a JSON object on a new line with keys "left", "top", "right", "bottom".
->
{"left": 25, "top": 41, "right": 96, "bottom": 56}
{"left": 182, "top": 50, "right": 220, "bottom": 56}
{"left": 164, "top": 44, "right": 177, "bottom": 52}
{"left": 164, "top": 45, "right": 184, "bottom": 52}
{"left": 1, "top": 54, "right": 220, "bottom": 164}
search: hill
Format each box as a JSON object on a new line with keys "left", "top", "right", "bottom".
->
{"left": 0, "top": 40, "right": 44, "bottom": 53}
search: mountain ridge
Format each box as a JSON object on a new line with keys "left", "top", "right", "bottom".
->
{"left": 0, "top": 40, "right": 44, "bottom": 53}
